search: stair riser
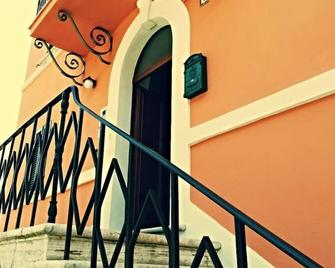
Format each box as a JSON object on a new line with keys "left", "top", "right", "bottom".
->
{"left": 49, "top": 236, "right": 211, "bottom": 266}
{"left": 0, "top": 225, "right": 217, "bottom": 267}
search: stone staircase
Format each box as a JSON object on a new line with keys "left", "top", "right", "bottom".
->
{"left": 0, "top": 224, "right": 221, "bottom": 268}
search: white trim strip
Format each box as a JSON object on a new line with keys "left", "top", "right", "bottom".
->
{"left": 189, "top": 68, "right": 335, "bottom": 145}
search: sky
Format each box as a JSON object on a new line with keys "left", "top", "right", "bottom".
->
{"left": 0, "top": 1, "right": 35, "bottom": 144}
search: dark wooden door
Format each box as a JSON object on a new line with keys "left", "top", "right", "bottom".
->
{"left": 129, "top": 61, "right": 172, "bottom": 228}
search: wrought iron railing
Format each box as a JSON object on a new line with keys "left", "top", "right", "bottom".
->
{"left": 36, "top": 0, "right": 47, "bottom": 14}
{"left": 0, "top": 86, "right": 322, "bottom": 267}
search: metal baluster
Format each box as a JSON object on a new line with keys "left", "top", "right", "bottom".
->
{"left": 48, "top": 92, "right": 68, "bottom": 223}
{"left": 13, "top": 129, "right": 26, "bottom": 200}
{"left": 0, "top": 144, "right": 6, "bottom": 218}
{"left": 125, "top": 146, "right": 135, "bottom": 268}
{"left": 0, "top": 144, "right": 6, "bottom": 213}
{"left": 40, "top": 107, "right": 52, "bottom": 220}
{"left": 0, "top": 145, "right": 5, "bottom": 173}
{"left": 3, "top": 137, "right": 16, "bottom": 231}
{"left": 15, "top": 180, "right": 26, "bottom": 229}
{"left": 235, "top": 217, "right": 248, "bottom": 268}
{"left": 40, "top": 106, "right": 52, "bottom": 193}
{"left": 14, "top": 128, "right": 26, "bottom": 228}
{"left": 30, "top": 159, "right": 40, "bottom": 227}
{"left": 64, "top": 108, "right": 83, "bottom": 260}
{"left": 170, "top": 173, "right": 179, "bottom": 268}
{"left": 91, "top": 123, "right": 105, "bottom": 267}
{"left": 26, "top": 118, "right": 38, "bottom": 203}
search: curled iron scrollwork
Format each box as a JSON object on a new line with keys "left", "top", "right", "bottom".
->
{"left": 34, "top": 38, "right": 45, "bottom": 49}
{"left": 64, "top": 53, "right": 85, "bottom": 73}
{"left": 58, "top": 10, "right": 113, "bottom": 65}
{"left": 90, "top": 27, "right": 113, "bottom": 56}
{"left": 34, "top": 38, "right": 86, "bottom": 86}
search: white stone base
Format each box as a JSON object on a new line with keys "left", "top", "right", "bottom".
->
{"left": 0, "top": 224, "right": 220, "bottom": 268}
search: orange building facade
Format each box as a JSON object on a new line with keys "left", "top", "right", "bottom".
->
{"left": 1, "top": 0, "right": 335, "bottom": 267}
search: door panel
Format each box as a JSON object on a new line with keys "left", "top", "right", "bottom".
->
{"left": 130, "top": 61, "right": 172, "bottom": 228}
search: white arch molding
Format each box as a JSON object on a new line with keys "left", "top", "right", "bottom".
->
{"left": 101, "top": 0, "right": 192, "bottom": 230}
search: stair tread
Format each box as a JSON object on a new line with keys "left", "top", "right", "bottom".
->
{"left": 0, "top": 223, "right": 221, "bottom": 250}
{"left": 30, "top": 260, "right": 210, "bottom": 268}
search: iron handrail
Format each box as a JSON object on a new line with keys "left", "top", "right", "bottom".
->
{"left": 0, "top": 85, "right": 321, "bottom": 267}
{"left": 70, "top": 85, "right": 321, "bottom": 268}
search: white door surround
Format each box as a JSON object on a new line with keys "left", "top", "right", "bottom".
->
{"left": 101, "top": 0, "right": 191, "bottom": 230}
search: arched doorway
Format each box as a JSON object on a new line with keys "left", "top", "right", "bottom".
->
{"left": 103, "top": 0, "right": 191, "bottom": 231}
{"left": 129, "top": 26, "right": 172, "bottom": 228}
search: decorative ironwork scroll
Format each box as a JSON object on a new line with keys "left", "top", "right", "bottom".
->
{"left": 58, "top": 10, "right": 113, "bottom": 65}
{"left": 34, "top": 39, "right": 86, "bottom": 86}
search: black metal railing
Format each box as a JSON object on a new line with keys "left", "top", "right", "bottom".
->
{"left": 36, "top": 0, "right": 47, "bottom": 14}
{"left": 0, "top": 86, "right": 322, "bottom": 268}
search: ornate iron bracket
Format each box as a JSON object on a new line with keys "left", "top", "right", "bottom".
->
{"left": 34, "top": 39, "right": 87, "bottom": 86}
{"left": 58, "top": 10, "right": 113, "bottom": 65}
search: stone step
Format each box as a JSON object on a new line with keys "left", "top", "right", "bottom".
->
{"left": 28, "top": 260, "right": 210, "bottom": 268}
{"left": 141, "top": 224, "right": 187, "bottom": 234}
{"left": 0, "top": 224, "right": 221, "bottom": 268}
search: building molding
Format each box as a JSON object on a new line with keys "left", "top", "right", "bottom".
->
{"left": 188, "top": 68, "right": 335, "bottom": 145}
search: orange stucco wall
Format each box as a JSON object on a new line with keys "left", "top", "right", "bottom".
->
{"left": 191, "top": 94, "right": 335, "bottom": 267}
{"left": 186, "top": 1, "right": 335, "bottom": 264}
{"left": 186, "top": 0, "right": 335, "bottom": 126}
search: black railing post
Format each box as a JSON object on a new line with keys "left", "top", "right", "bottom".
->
{"left": 235, "top": 217, "right": 248, "bottom": 268}
{"left": 48, "top": 91, "right": 68, "bottom": 223}
{"left": 25, "top": 117, "right": 38, "bottom": 202}
{"left": 3, "top": 137, "right": 16, "bottom": 232}
{"left": 170, "top": 173, "right": 180, "bottom": 268}
{"left": 3, "top": 190, "right": 13, "bottom": 232}
{"left": 64, "top": 107, "right": 83, "bottom": 260}
{"left": 0, "top": 145, "right": 5, "bottom": 173}
{"left": 12, "top": 129, "right": 26, "bottom": 229}
{"left": 90, "top": 123, "right": 105, "bottom": 267}
{"left": 13, "top": 129, "right": 26, "bottom": 212}
{"left": 0, "top": 144, "right": 5, "bottom": 214}
{"left": 125, "top": 147, "right": 135, "bottom": 268}
{"left": 31, "top": 114, "right": 51, "bottom": 220}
